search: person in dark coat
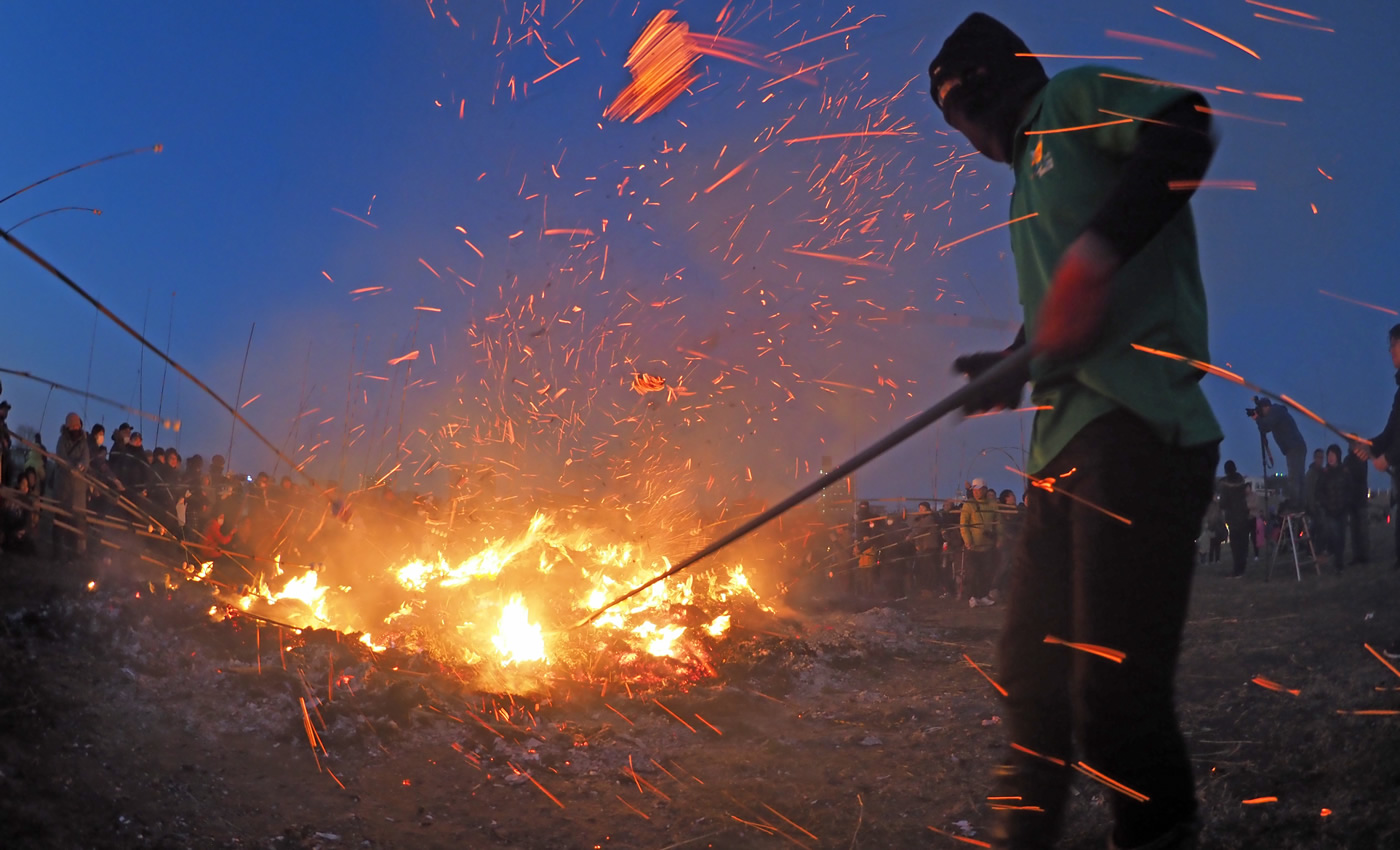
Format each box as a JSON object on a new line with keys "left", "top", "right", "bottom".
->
{"left": 851, "top": 501, "right": 879, "bottom": 599}
{"left": 1356, "top": 324, "right": 1400, "bottom": 574}
{"left": 1218, "top": 461, "right": 1251, "bottom": 577}
{"left": 0, "top": 400, "right": 14, "bottom": 487}
{"left": 54, "top": 412, "right": 91, "bottom": 558}
{"left": 910, "top": 501, "right": 942, "bottom": 594}
{"left": 1353, "top": 324, "right": 1400, "bottom": 661}
{"left": 1340, "top": 449, "right": 1370, "bottom": 565}
{"left": 1315, "top": 444, "right": 1349, "bottom": 571}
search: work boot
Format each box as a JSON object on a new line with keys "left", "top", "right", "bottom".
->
{"left": 1107, "top": 817, "right": 1201, "bottom": 850}
{"left": 985, "top": 759, "right": 1069, "bottom": 850}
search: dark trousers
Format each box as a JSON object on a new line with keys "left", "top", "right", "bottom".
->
{"left": 1284, "top": 446, "right": 1306, "bottom": 506}
{"left": 965, "top": 548, "right": 996, "bottom": 599}
{"left": 1228, "top": 518, "right": 1250, "bottom": 576}
{"left": 1394, "top": 473, "right": 1400, "bottom": 567}
{"left": 991, "top": 411, "right": 1217, "bottom": 849}
{"left": 853, "top": 566, "right": 874, "bottom": 597}
{"left": 1345, "top": 502, "right": 1369, "bottom": 562}
{"left": 1319, "top": 513, "right": 1345, "bottom": 565}
{"left": 914, "top": 551, "right": 941, "bottom": 592}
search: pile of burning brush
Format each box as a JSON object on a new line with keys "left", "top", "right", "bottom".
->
{"left": 198, "top": 507, "right": 780, "bottom": 693}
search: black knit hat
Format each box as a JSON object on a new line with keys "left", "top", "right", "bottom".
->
{"left": 929, "top": 13, "right": 1045, "bottom": 110}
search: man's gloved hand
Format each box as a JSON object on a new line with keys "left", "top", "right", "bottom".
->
{"left": 952, "top": 350, "right": 1028, "bottom": 414}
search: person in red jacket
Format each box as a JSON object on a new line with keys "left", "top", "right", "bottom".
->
{"left": 196, "top": 511, "right": 236, "bottom": 561}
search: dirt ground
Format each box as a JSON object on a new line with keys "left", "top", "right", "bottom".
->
{"left": 2, "top": 527, "right": 1398, "bottom": 850}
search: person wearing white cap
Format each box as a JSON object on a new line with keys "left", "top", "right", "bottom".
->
{"left": 960, "top": 478, "right": 999, "bottom": 606}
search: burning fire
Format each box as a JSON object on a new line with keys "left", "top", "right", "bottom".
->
{"left": 491, "top": 595, "right": 547, "bottom": 666}
{"left": 223, "top": 509, "right": 770, "bottom": 685}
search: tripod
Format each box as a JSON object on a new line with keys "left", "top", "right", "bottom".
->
{"left": 1267, "top": 511, "right": 1319, "bottom": 581}
{"left": 1260, "top": 432, "right": 1275, "bottom": 581}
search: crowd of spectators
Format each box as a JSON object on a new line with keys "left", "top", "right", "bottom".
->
{"left": 1, "top": 395, "right": 444, "bottom": 579}
{"left": 794, "top": 483, "right": 1026, "bottom": 611}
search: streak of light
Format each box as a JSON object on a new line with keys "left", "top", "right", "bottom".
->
{"left": 1104, "top": 29, "right": 1215, "bottom": 58}
{"left": 927, "top": 825, "right": 992, "bottom": 847}
{"left": 938, "top": 212, "right": 1039, "bottom": 252}
{"left": 761, "top": 804, "right": 819, "bottom": 841}
{"left": 1073, "top": 762, "right": 1150, "bottom": 802}
{"left": 387, "top": 351, "right": 420, "bottom": 366}
{"left": 782, "top": 130, "right": 912, "bottom": 144}
{"left": 1011, "top": 742, "right": 1067, "bottom": 767}
{"left": 1245, "top": 0, "right": 1322, "bottom": 21}
{"left": 552, "top": 0, "right": 586, "bottom": 30}
{"left": 1004, "top": 466, "right": 1134, "bottom": 526}
{"left": 543, "top": 228, "right": 596, "bottom": 236}
{"left": 1364, "top": 643, "right": 1400, "bottom": 679}
{"left": 693, "top": 713, "right": 723, "bottom": 735}
{"left": 330, "top": 207, "right": 379, "bottom": 229}
{"left": 1252, "top": 13, "right": 1334, "bottom": 32}
{"left": 1099, "top": 72, "right": 1217, "bottom": 95}
{"left": 1016, "top": 53, "right": 1141, "bottom": 60}
{"left": 1318, "top": 290, "right": 1398, "bottom": 316}
{"left": 418, "top": 258, "right": 442, "bottom": 278}
{"left": 413, "top": 305, "right": 442, "bottom": 312}
{"left": 240, "top": 394, "right": 262, "bottom": 409}
{"left": 604, "top": 11, "right": 701, "bottom": 123}
{"left": 705, "top": 154, "right": 760, "bottom": 194}
{"left": 963, "top": 653, "right": 1009, "bottom": 697}
{"left": 1154, "top": 7, "right": 1261, "bottom": 59}
{"left": 1130, "top": 344, "right": 1373, "bottom": 446}
{"left": 758, "top": 54, "right": 855, "bottom": 91}
{"left": 616, "top": 794, "right": 650, "bottom": 819}
{"left": 1042, "top": 635, "right": 1126, "bottom": 663}
{"left": 1251, "top": 676, "right": 1301, "bottom": 696}
{"left": 769, "top": 25, "right": 861, "bottom": 55}
{"left": 1194, "top": 105, "right": 1285, "bottom": 127}
{"left": 1242, "top": 797, "right": 1279, "bottom": 805}
{"left": 518, "top": 766, "right": 566, "bottom": 808}
{"left": 653, "top": 698, "right": 698, "bottom": 732}
{"left": 809, "top": 379, "right": 875, "bottom": 395}
{"left": 1337, "top": 709, "right": 1400, "bottom": 716}
{"left": 784, "top": 247, "right": 892, "bottom": 271}
{"left": 1024, "top": 118, "right": 1134, "bottom": 135}
{"left": 1167, "top": 179, "right": 1257, "bottom": 190}
{"left": 532, "top": 55, "right": 579, "bottom": 85}
{"left": 965, "top": 405, "right": 1052, "bottom": 420}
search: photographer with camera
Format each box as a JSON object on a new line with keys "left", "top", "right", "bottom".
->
{"left": 1248, "top": 397, "right": 1306, "bottom": 508}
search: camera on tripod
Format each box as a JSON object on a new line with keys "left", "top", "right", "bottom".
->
{"left": 1245, "top": 395, "right": 1268, "bottom": 419}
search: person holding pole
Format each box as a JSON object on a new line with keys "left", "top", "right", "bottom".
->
{"left": 1353, "top": 323, "right": 1400, "bottom": 577}
{"left": 931, "top": 13, "right": 1221, "bottom": 849}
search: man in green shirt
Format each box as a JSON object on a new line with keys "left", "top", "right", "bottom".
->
{"left": 930, "top": 13, "right": 1221, "bottom": 850}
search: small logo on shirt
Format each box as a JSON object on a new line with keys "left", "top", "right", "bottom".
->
{"left": 1030, "top": 138, "right": 1054, "bottom": 178}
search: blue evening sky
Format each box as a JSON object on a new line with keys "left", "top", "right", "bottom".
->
{"left": 2, "top": 1, "right": 1396, "bottom": 503}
